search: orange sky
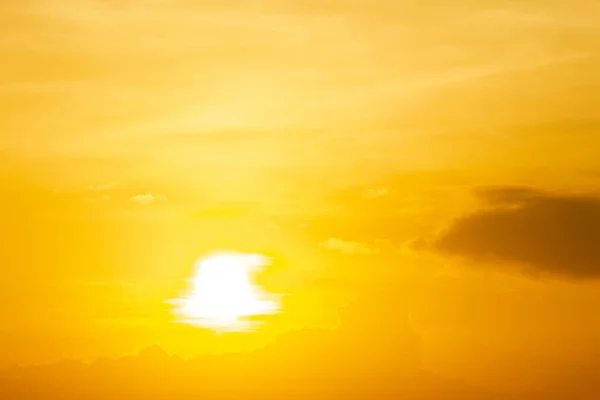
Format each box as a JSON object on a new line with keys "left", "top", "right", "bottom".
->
{"left": 1, "top": 0, "right": 600, "bottom": 397}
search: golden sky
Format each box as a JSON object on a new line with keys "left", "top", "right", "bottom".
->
{"left": 1, "top": 0, "right": 600, "bottom": 398}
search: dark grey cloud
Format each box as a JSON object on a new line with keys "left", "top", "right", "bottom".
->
{"left": 433, "top": 186, "right": 600, "bottom": 279}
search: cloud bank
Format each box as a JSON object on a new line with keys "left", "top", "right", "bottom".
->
{"left": 433, "top": 187, "right": 600, "bottom": 279}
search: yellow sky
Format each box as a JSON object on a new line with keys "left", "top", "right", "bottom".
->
{"left": 1, "top": 0, "right": 600, "bottom": 395}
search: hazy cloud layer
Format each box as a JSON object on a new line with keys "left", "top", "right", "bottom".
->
{"left": 433, "top": 187, "right": 600, "bottom": 279}
{"left": 129, "top": 193, "right": 168, "bottom": 205}
{"left": 319, "top": 237, "right": 380, "bottom": 256}
{"left": 0, "top": 292, "right": 499, "bottom": 400}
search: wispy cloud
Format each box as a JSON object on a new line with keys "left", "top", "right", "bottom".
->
{"left": 129, "top": 193, "right": 168, "bottom": 205}
{"left": 88, "top": 182, "right": 125, "bottom": 191}
{"left": 363, "top": 187, "right": 389, "bottom": 199}
{"left": 319, "top": 237, "right": 380, "bottom": 256}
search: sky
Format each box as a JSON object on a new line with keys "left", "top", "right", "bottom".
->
{"left": 1, "top": 0, "right": 600, "bottom": 399}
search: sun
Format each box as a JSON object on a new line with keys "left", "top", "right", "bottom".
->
{"left": 172, "top": 252, "right": 281, "bottom": 331}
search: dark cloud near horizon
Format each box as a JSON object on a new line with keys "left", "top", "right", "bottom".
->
{"left": 433, "top": 186, "right": 600, "bottom": 279}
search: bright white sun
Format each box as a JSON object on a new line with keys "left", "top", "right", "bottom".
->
{"left": 172, "top": 252, "right": 281, "bottom": 331}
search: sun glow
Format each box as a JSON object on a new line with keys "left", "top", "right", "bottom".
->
{"left": 173, "top": 252, "right": 281, "bottom": 331}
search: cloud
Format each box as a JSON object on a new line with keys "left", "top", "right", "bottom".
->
{"left": 129, "top": 193, "right": 168, "bottom": 205}
{"left": 0, "top": 292, "right": 491, "bottom": 400}
{"left": 363, "top": 187, "right": 390, "bottom": 199}
{"left": 319, "top": 237, "right": 380, "bottom": 256}
{"left": 88, "top": 182, "right": 125, "bottom": 191}
{"left": 3, "top": 291, "right": 595, "bottom": 400}
{"left": 432, "top": 187, "right": 600, "bottom": 279}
